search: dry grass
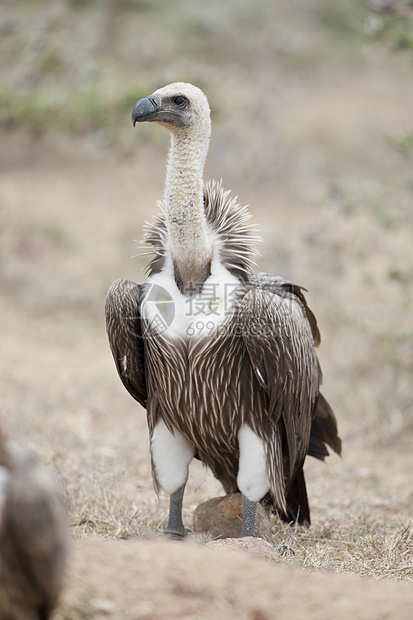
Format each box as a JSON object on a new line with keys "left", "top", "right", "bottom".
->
{"left": 0, "top": 1, "right": 412, "bottom": 608}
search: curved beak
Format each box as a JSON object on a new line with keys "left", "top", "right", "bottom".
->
{"left": 132, "top": 94, "right": 161, "bottom": 125}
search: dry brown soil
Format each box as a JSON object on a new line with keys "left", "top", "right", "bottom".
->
{"left": 61, "top": 538, "right": 413, "bottom": 620}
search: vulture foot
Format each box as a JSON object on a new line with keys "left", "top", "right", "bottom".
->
{"left": 240, "top": 495, "right": 256, "bottom": 537}
{"left": 163, "top": 527, "right": 188, "bottom": 540}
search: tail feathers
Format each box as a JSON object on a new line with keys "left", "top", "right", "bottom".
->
{"left": 261, "top": 466, "right": 310, "bottom": 526}
{"left": 284, "top": 466, "right": 310, "bottom": 525}
{"left": 261, "top": 394, "right": 340, "bottom": 526}
{"left": 308, "top": 392, "right": 342, "bottom": 461}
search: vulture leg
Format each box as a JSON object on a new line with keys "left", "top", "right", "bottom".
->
{"left": 151, "top": 420, "right": 195, "bottom": 539}
{"left": 164, "top": 485, "right": 187, "bottom": 539}
{"left": 237, "top": 425, "right": 269, "bottom": 537}
{"left": 240, "top": 495, "right": 257, "bottom": 537}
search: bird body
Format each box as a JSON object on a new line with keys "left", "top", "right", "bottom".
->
{"left": 0, "top": 436, "right": 66, "bottom": 620}
{"left": 106, "top": 83, "right": 341, "bottom": 537}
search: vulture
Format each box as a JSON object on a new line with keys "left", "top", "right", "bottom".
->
{"left": 0, "top": 433, "right": 67, "bottom": 620}
{"left": 106, "top": 82, "right": 341, "bottom": 538}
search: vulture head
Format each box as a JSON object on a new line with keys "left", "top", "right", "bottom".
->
{"left": 132, "top": 82, "right": 211, "bottom": 138}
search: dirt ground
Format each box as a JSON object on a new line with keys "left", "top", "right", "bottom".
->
{"left": 60, "top": 538, "right": 413, "bottom": 620}
{"left": 1, "top": 1, "right": 413, "bottom": 618}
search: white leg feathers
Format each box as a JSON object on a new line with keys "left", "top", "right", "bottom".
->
{"left": 237, "top": 425, "right": 270, "bottom": 503}
{"left": 151, "top": 419, "right": 195, "bottom": 495}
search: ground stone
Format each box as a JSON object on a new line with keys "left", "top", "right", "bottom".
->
{"left": 193, "top": 493, "right": 243, "bottom": 538}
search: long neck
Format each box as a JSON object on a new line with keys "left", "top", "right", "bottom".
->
{"left": 164, "top": 128, "right": 212, "bottom": 294}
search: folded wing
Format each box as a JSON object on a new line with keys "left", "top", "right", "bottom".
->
{"left": 105, "top": 279, "right": 147, "bottom": 409}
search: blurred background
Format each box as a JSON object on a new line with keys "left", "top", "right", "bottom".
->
{"left": 0, "top": 0, "right": 412, "bottom": 553}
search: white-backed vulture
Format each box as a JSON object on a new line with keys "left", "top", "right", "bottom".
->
{"left": 0, "top": 434, "right": 66, "bottom": 619}
{"left": 106, "top": 83, "right": 341, "bottom": 538}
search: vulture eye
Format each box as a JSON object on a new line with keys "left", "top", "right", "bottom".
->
{"left": 173, "top": 96, "right": 187, "bottom": 107}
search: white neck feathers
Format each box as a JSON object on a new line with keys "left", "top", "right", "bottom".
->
{"left": 163, "top": 116, "right": 212, "bottom": 289}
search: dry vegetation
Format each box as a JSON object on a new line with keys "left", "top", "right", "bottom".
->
{"left": 0, "top": 0, "right": 412, "bottom": 617}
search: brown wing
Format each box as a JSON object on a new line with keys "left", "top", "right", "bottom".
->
{"left": 105, "top": 279, "right": 147, "bottom": 408}
{"left": 249, "top": 273, "right": 341, "bottom": 460}
{"left": 239, "top": 283, "right": 319, "bottom": 483}
{"left": 250, "top": 272, "right": 321, "bottom": 346}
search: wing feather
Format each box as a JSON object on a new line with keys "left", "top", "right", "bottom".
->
{"left": 105, "top": 279, "right": 147, "bottom": 408}
{"left": 248, "top": 273, "right": 341, "bottom": 463}
{"left": 308, "top": 392, "right": 342, "bottom": 459}
{"left": 250, "top": 272, "right": 321, "bottom": 346}
{"left": 239, "top": 283, "right": 319, "bottom": 481}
